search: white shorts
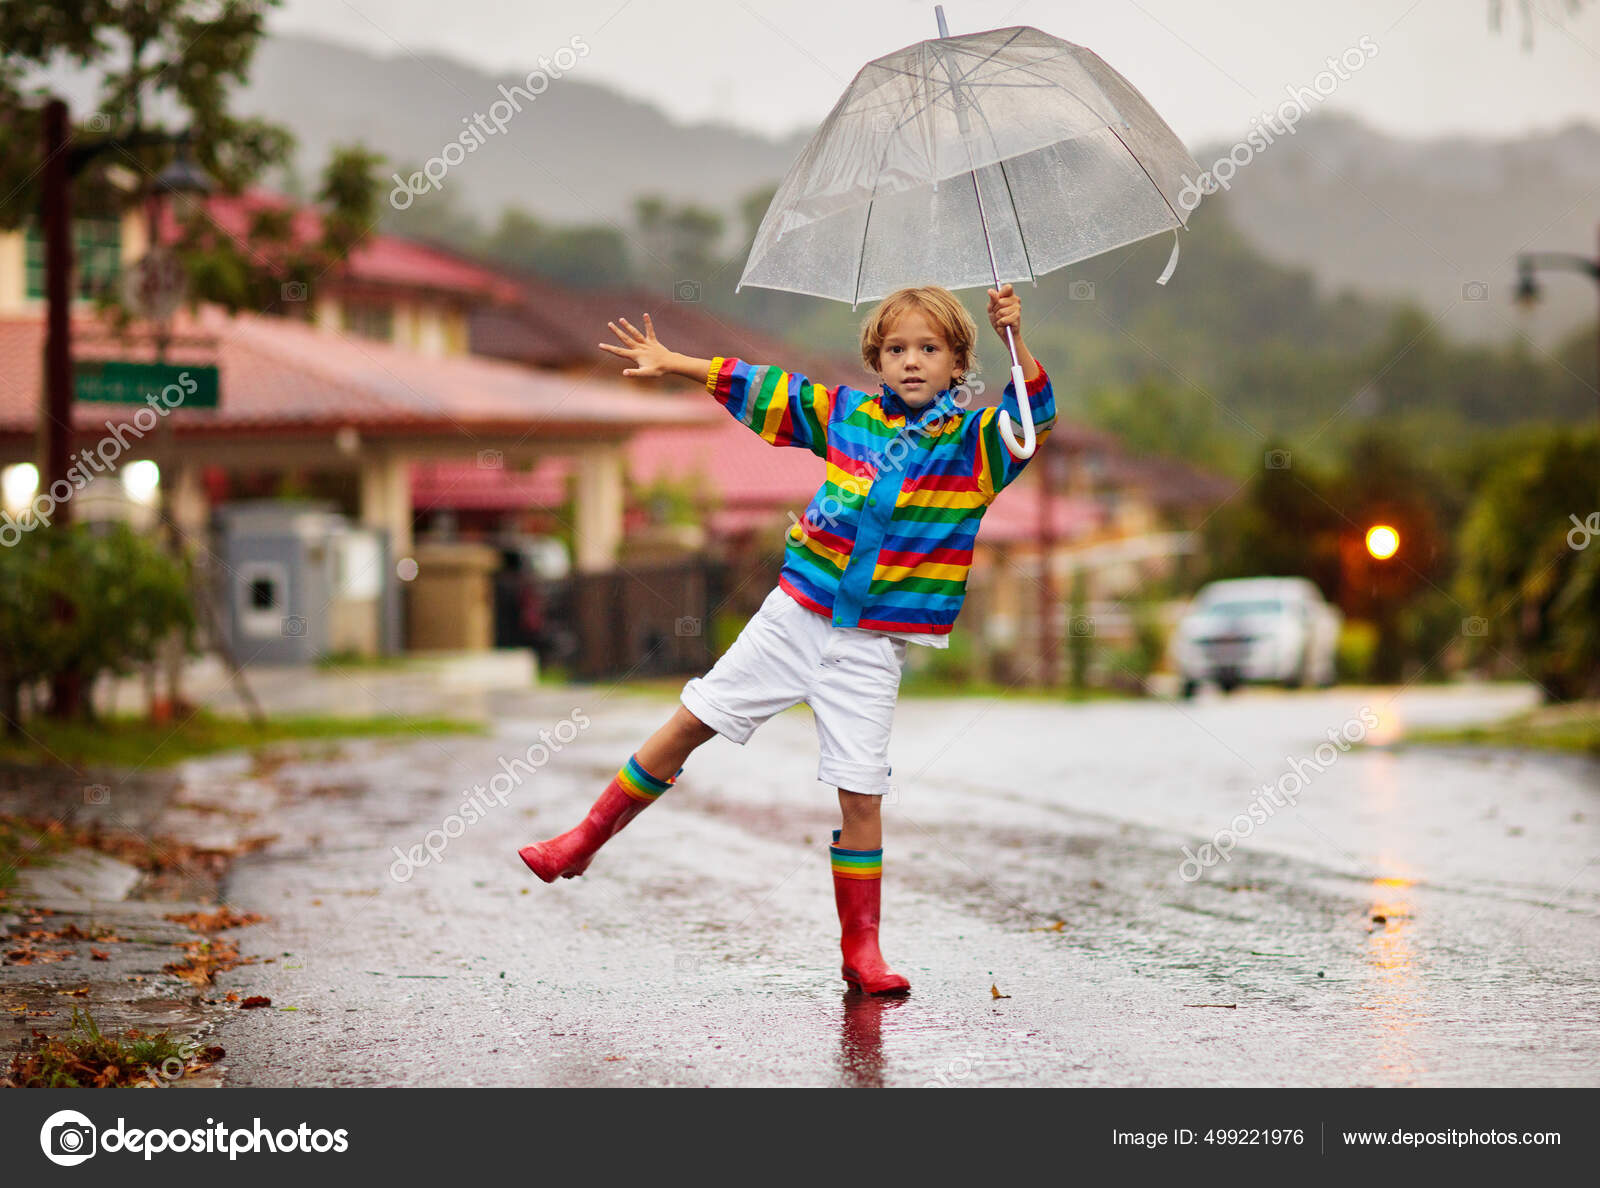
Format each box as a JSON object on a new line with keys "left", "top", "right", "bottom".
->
{"left": 680, "top": 585, "right": 909, "bottom": 795}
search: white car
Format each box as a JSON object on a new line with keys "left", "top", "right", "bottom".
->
{"left": 1173, "top": 577, "right": 1341, "bottom": 696}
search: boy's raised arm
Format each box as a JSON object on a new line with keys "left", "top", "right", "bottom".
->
{"left": 597, "top": 313, "right": 834, "bottom": 457}
{"left": 973, "top": 362, "right": 1056, "bottom": 500}
{"left": 702, "top": 357, "right": 834, "bottom": 456}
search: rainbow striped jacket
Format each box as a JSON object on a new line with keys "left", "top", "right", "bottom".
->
{"left": 704, "top": 356, "right": 1056, "bottom": 637}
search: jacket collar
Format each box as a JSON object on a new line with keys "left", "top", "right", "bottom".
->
{"left": 879, "top": 379, "right": 958, "bottom": 424}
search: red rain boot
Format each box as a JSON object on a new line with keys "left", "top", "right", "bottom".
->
{"left": 518, "top": 755, "right": 677, "bottom": 882}
{"left": 831, "top": 831, "right": 911, "bottom": 995}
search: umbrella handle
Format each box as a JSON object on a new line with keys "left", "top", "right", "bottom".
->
{"left": 997, "top": 325, "right": 1036, "bottom": 459}
{"left": 997, "top": 361, "right": 1037, "bottom": 459}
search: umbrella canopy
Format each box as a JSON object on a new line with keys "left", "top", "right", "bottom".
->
{"left": 737, "top": 23, "right": 1205, "bottom": 308}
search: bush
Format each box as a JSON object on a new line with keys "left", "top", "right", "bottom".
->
{"left": 0, "top": 523, "right": 196, "bottom": 727}
{"left": 1457, "top": 428, "right": 1599, "bottom": 701}
{"left": 1336, "top": 619, "right": 1378, "bottom": 683}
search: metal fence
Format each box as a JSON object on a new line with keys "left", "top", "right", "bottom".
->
{"left": 569, "top": 559, "right": 725, "bottom": 680}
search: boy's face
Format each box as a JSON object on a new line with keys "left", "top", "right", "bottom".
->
{"left": 877, "top": 309, "right": 958, "bottom": 409}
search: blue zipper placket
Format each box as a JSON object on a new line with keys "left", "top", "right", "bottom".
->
{"left": 829, "top": 381, "right": 959, "bottom": 629}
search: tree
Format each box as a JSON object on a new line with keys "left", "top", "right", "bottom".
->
{"left": 1457, "top": 427, "right": 1600, "bottom": 701}
{"left": 0, "top": 1, "right": 381, "bottom": 314}
{"left": 1202, "top": 447, "right": 1343, "bottom": 598}
{"left": 0, "top": 524, "right": 196, "bottom": 730}
{"left": 631, "top": 194, "right": 725, "bottom": 290}
{"left": 481, "top": 207, "right": 629, "bottom": 289}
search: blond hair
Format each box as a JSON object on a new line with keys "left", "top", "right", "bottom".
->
{"left": 859, "top": 285, "right": 978, "bottom": 385}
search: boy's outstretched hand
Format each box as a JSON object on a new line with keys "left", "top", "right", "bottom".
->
{"left": 599, "top": 313, "right": 677, "bottom": 378}
{"left": 987, "top": 283, "right": 1022, "bottom": 340}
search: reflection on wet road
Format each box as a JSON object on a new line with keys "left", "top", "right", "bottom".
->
{"left": 211, "top": 683, "right": 1599, "bottom": 1086}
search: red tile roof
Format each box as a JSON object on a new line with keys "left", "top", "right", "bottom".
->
{"left": 412, "top": 456, "right": 569, "bottom": 511}
{"left": 159, "top": 190, "right": 523, "bottom": 304}
{"left": 472, "top": 275, "right": 867, "bottom": 381}
{"left": 0, "top": 309, "right": 719, "bottom": 441}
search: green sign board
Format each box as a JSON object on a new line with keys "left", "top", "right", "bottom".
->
{"left": 75, "top": 361, "right": 219, "bottom": 409}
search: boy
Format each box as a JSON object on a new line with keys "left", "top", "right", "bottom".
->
{"left": 518, "top": 283, "right": 1054, "bottom": 995}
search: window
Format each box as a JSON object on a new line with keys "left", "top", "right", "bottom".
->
{"left": 24, "top": 218, "right": 123, "bottom": 301}
{"left": 342, "top": 301, "right": 395, "bottom": 342}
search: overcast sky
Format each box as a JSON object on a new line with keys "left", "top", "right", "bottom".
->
{"left": 270, "top": 0, "right": 1600, "bottom": 145}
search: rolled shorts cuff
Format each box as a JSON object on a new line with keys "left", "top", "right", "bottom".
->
{"left": 817, "top": 754, "right": 893, "bottom": 797}
{"left": 680, "top": 679, "right": 758, "bottom": 745}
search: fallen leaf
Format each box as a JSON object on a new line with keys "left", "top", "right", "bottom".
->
{"left": 165, "top": 907, "right": 266, "bottom": 933}
{"left": 1183, "top": 1003, "right": 1238, "bottom": 1009}
{"left": 239, "top": 996, "right": 272, "bottom": 1009}
{"left": 58, "top": 987, "right": 90, "bottom": 997}
{"left": 1030, "top": 920, "right": 1066, "bottom": 932}
{"left": 990, "top": 983, "right": 1011, "bottom": 999}
{"left": 5, "top": 944, "right": 73, "bottom": 965}
{"left": 225, "top": 991, "right": 240, "bottom": 1003}
{"left": 90, "top": 948, "right": 110, "bottom": 961}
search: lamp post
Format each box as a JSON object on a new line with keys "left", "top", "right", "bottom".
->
{"left": 40, "top": 99, "right": 211, "bottom": 517}
{"left": 1513, "top": 224, "right": 1600, "bottom": 433}
{"left": 38, "top": 97, "right": 211, "bottom": 717}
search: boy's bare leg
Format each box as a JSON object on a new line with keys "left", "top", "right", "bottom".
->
{"left": 634, "top": 704, "right": 717, "bottom": 782}
{"left": 518, "top": 704, "right": 715, "bottom": 882}
{"left": 836, "top": 788, "right": 882, "bottom": 850}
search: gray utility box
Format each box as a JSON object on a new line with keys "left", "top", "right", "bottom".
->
{"left": 215, "top": 500, "right": 399, "bottom": 665}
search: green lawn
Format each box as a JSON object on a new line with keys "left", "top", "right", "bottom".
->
{"left": 1399, "top": 702, "right": 1600, "bottom": 757}
{"left": 0, "top": 710, "right": 486, "bottom": 770}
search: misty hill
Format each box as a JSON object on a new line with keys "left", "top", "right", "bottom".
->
{"left": 242, "top": 33, "right": 810, "bottom": 229}
{"left": 1191, "top": 111, "right": 1600, "bottom": 347}
{"left": 226, "top": 34, "right": 1598, "bottom": 347}
{"left": 37, "top": 31, "right": 1597, "bottom": 345}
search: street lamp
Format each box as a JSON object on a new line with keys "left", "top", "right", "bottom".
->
{"left": 1365, "top": 524, "right": 1399, "bottom": 561}
{"left": 38, "top": 97, "right": 211, "bottom": 716}
{"left": 153, "top": 134, "right": 212, "bottom": 214}
{"left": 1512, "top": 225, "right": 1600, "bottom": 431}
{"left": 41, "top": 99, "right": 213, "bottom": 531}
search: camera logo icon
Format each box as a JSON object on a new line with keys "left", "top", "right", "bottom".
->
{"left": 281, "top": 615, "right": 307, "bottom": 637}
{"left": 41, "top": 1110, "right": 97, "bottom": 1166}
{"left": 675, "top": 616, "right": 701, "bottom": 637}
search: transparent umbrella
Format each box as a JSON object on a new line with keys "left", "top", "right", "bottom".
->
{"left": 737, "top": 6, "right": 1205, "bottom": 457}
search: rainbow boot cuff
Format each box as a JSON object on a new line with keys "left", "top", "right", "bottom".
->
{"left": 830, "top": 829, "right": 883, "bottom": 880}
{"left": 615, "top": 754, "right": 682, "bottom": 804}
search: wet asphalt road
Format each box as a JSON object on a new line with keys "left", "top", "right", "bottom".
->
{"left": 210, "top": 682, "right": 1599, "bottom": 1087}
